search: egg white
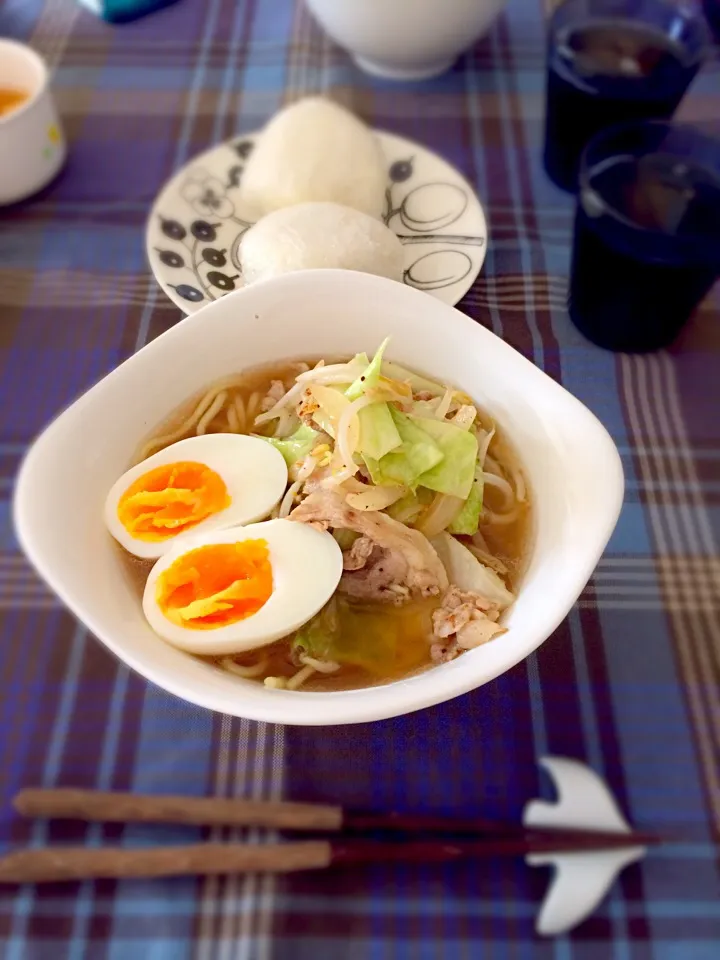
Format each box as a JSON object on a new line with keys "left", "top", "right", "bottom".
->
{"left": 105, "top": 434, "right": 288, "bottom": 559}
{"left": 142, "top": 519, "right": 343, "bottom": 655}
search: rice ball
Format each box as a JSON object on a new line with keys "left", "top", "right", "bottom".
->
{"left": 240, "top": 202, "right": 404, "bottom": 285}
{"left": 241, "top": 98, "right": 387, "bottom": 219}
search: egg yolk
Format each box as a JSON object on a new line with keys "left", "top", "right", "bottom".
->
{"left": 118, "top": 461, "right": 230, "bottom": 541}
{"left": 156, "top": 539, "right": 273, "bottom": 630}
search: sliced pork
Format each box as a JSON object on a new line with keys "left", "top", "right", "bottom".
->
{"left": 290, "top": 488, "right": 448, "bottom": 602}
{"left": 430, "top": 585, "right": 506, "bottom": 662}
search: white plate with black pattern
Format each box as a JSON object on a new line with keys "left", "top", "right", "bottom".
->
{"left": 146, "top": 130, "right": 488, "bottom": 313}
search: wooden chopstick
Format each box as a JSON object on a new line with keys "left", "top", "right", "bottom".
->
{"left": 14, "top": 788, "right": 342, "bottom": 831}
{"left": 13, "top": 788, "right": 659, "bottom": 847}
{"left": 0, "top": 832, "right": 654, "bottom": 884}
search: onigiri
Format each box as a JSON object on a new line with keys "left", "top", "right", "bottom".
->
{"left": 240, "top": 98, "right": 387, "bottom": 219}
{"left": 240, "top": 202, "right": 404, "bottom": 285}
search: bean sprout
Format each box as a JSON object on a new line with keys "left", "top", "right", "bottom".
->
{"left": 278, "top": 480, "right": 303, "bottom": 518}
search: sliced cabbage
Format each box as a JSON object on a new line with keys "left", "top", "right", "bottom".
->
{"left": 292, "top": 596, "right": 422, "bottom": 675}
{"left": 261, "top": 423, "right": 319, "bottom": 467}
{"left": 364, "top": 408, "right": 443, "bottom": 488}
{"left": 431, "top": 532, "right": 514, "bottom": 609}
{"left": 448, "top": 475, "right": 484, "bottom": 535}
{"left": 346, "top": 337, "right": 390, "bottom": 400}
{"left": 357, "top": 402, "right": 401, "bottom": 460}
{"left": 410, "top": 416, "right": 478, "bottom": 499}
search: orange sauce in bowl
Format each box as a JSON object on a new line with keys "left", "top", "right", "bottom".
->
{"left": 0, "top": 87, "right": 29, "bottom": 118}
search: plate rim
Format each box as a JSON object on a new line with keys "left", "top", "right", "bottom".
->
{"left": 145, "top": 127, "right": 488, "bottom": 315}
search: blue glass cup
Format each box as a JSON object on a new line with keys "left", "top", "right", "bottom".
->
{"left": 703, "top": 0, "right": 720, "bottom": 42}
{"left": 568, "top": 120, "right": 720, "bottom": 352}
{"left": 544, "top": 0, "right": 710, "bottom": 192}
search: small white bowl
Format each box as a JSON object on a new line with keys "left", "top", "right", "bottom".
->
{"left": 305, "top": 0, "right": 508, "bottom": 80}
{"left": 14, "top": 271, "right": 622, "bottom": 725}
{"left": 0, "top": 38, "right": 66, "bottom": 205}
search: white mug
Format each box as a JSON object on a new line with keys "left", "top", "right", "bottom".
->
{"left": 0, "top": 38, "right": 66, "bottom": 205}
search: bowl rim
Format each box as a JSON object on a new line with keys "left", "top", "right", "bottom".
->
{"left": 14, "top": 270, "right": 624, "bottom": 725}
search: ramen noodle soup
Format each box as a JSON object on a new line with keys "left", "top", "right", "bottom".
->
{"left": 104, "top": 340, "right": 531, "bottom": 692}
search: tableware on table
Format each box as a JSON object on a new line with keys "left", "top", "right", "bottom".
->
{"left": 77, "top": 0, "right": 180, "bottom": 21}
{"left": 0, "top": 832, "right": 652, "bottom": 884}
{"left": 13, "top": 770, "right": 656, "bottom": 846}
{"left": 703, "top": 0, "right": 720, "bottom": 42}
{"left": 0, "top": 38, "right": 65, "bottom": 205}
{"left": 14, "top": 270, "right": 623, "bottom": 725}
{"left": 146, "top": 130, "right": 488, "bottom": 312}
{"left": 544, "top": 0, "right": 709, "bottom": 192}
{"left": 8, "top": 757, "right": 662, "bottom": 936}
{"left": 569, "top": 120, "right": 720, "bottom": 353}
{"left": 304, "top": 0, "right": 507, "bottom": 80}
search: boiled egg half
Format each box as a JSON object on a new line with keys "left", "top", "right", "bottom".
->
{"left": 104, "top": 434, "right": 288, "bottom": 559}
{"left": 142, "top": 519, "right": 343, "bottom": 654}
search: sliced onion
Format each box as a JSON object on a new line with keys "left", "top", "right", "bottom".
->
{"left": 451, "top": 405, "right": 477, "bottom": 430}
{"left": 482, "top": 471, "right": 515, "bottom": 510}
{"left": 331, "top": 395, "right": 373, "bottom": 484}
{"left": 295, "top": 360, "right": 364, "bottom": 383}
{"left": 345, "top": 484, "right": 406, "bottom": 512}
{"left": 415, "top": 493, "right": 464, "bottom": 537}
{"left": 436, "top": 387, "right": 454, "bottom": 420}
{"left": 337, "top": 476, "right": 368, "bottom": 494}
{"left": 254, "top": 381, "right": 307, "bottom": 426}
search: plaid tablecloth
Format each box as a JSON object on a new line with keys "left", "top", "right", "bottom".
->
{"left": 1, "top": 0, "right": 719, "bottom": 957}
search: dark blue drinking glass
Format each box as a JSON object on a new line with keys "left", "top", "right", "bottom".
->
{"left": 544, "top": 0, "right": 709, "bottom": 192}
{"left": 703, "top": 0, "right": 720, "bottom": 42}
{"left": 569, "top": 121, "right": 720, "bottom": 352}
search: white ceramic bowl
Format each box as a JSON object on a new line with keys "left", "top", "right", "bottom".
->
{"left": 14, "top": 271, "right": 623, "bottom": 725}
{"left": 305, "top": 0, "right": 508, "bottom": 80}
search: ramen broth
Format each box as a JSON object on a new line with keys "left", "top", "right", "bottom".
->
{"left": 121, "top": 359, "right": 531, "bottom": 691}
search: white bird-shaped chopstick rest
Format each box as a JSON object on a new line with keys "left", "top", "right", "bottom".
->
{"left": 524, "top": 756, "right": 648, "bottom": 936}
